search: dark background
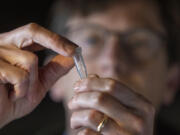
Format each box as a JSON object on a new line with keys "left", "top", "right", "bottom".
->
{"left": 0, "top": 0, "right": 179, "bottom": 135}
{"left": 0, "top": 0, "right": 67, "bottom": 135}
{"left": 0, "top": 0, "right": 53, "bottom": 32}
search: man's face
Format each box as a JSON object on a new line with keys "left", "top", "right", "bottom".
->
{"left": 51, "top": 0, "right": 169, "bottom": 108}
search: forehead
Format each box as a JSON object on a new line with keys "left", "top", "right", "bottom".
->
{"left": 67, "top": 0, "right": 166, "bottom": 35}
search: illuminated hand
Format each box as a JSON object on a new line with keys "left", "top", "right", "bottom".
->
{"left": 69, "top": 75, "right": 155, "bottom": 135}
{"left": 0, "top": 23, "right": 77, "bottom": 128}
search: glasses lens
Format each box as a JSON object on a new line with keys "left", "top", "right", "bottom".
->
{"left": 123, "top": 30, "right": 163, "bottom": 62}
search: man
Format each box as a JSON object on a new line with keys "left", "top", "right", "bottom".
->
{"left": 0, "top": 0, "right": 179, "bottom": 135}
{"left": 49, "top": 0, "right": 180, "bottom": 134}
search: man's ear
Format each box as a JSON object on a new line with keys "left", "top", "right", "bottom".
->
{"left": 163, "top": 64, "right": 180, "bottom": 105}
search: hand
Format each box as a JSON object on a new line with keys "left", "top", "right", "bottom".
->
{"left": 0, "top": 23, "right": 77, "bottom": 128}
{"left": 69, "top": 75, "right": 155, "bottom": 135}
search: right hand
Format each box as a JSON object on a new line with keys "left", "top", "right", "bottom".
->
{"left": 0, "top": 23, "right": 77, "bottom": 128}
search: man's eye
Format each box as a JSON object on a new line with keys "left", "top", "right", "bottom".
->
{"left": 126, "top": 40, "right": 147, "bottom": 49}
{"left": 85, "top": 35, "right": 103, "bottom": 46}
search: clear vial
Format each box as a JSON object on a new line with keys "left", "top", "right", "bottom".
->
{"left": 73, "top": 47, "right": 87, "bottom": 79}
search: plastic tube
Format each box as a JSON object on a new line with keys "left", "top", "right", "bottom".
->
{"left": 73, "top": 47, "right": 87, "bottom": 79}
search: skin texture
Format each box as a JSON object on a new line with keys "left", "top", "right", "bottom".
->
{"left": 0, "top": 23, "right": 77, "bottom": 128}
{"left": 49, "top": 0, "right": 179, "bottom": 135}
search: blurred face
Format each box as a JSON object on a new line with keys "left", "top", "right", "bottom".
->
{"left": 51, "top": 0, "right": 169, "bottom": 108}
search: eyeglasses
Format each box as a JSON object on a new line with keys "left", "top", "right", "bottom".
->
{"left": 67, "top": 24, "right": 167, "bottom": 64}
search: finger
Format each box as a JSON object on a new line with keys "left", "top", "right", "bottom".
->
{"left": 77, "top": 128, "right": 99, "bottom": 135}
{"left": 0, "top": 23, "right": 77, "bottom": 56}
{"left": 71, "top": 109, "right": 104, "bottom": 130}
{"left": 88, "top": 74, "right": 99, "bottom": 78}
{"left": 72, "top": 109, "right": 130, "bottom": 135}
{"left": 0, "top": 46, "right": 38, "bottom": 101}
{"left": 0, "top": 84, "right": 13, "bottom": 128}
{"left": 73, "top": 77, "right": 154, "bottom": 115}
{"left": 0, "top": 59, "right": 29, "bottom": 100}
{"left": 22, "top": 43, "right": 44, "bottom": 52}
{"left": 0, "top": 84, "right": 9, "bottom": 102}
{"left": 39, "top": 54, "right": 74, "bottom": 91}
{"left": 68, "top": 91, "right": 143, "bottom": 133}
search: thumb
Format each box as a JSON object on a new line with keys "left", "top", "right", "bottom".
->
{"left": 39, "top": 55, "right": 74, "bottom": 91}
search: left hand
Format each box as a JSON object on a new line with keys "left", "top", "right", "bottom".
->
{"left": 68, "top": 75, "right": 155, "bottom": 135}
{"left": 0, "top": 23, "right": 76, "bottom": 128}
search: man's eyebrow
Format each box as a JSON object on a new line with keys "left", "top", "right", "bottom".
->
{"left": 122, "top": 28, "right": 167, "bottom": 39}
{"left": 68, "top": 23, "right": 108, "bottom": 31}
{"left": 68, "top": 23, "right": 167, "bottom": 40}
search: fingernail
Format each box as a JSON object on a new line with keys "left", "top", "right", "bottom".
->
{"left": 64, "top": 41, "right": 77, "bottom": 56}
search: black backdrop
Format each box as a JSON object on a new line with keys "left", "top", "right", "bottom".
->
{"left": 0, "top": 0, "right": 54, "bottom": 32}
{"left": 0, "top": 0, "right": 66, "bottom": 135}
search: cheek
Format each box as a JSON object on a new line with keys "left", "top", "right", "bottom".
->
{"left": 50, "top": 67, "right": 79, "bottom": 102}
{"left": 84, "top": 58, "right": 100, "bottom": 74}
{"left": 142, "top": 66, "right": 167, "bottom": 107}
{"left": 129, "top": 54, "right": 168, "bottom": 108}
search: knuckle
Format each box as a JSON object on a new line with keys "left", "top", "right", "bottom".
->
{"left": 24, "top": 23, "right": 40, "bottom": 35}
{"left": 26, "top": 23, "right": 39, "bottom": 31}
{"left": 49, "top": 33, "right": 60, "bottom": 45}
{"left": 86, "top": 110, "right": 97, "bottom": 123}
{"left": 28, "top": 53, "right": 38, "bottom": 65}
{"left": 93, "top": 92, "right": 106, "bottom": 106}
{"left": 21, "top": 52, "right": 38, "bottom": 70}
{"left": 50, "top": 33, "right": 60, "bottom": 41}
{"left": 15, "top": 70, "right": 29, "bottom": 86}
{"left": 133, "top": 116, "right": 144, "bottom": 134}
{"left": 106, "top": 79, "right": 116, "bottom": 93}
{"left": 83, "top": 78, "right": 92, "bottom": 90}
{"left": 143, "top": 101, "right": 156, "bottom": 116}
{"left": 19, "top": 70, "right": 29, "bottom": 83}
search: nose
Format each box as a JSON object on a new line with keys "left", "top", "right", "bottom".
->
{"left": 97, "top": 36, "right": 129, "bottom": 77}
